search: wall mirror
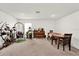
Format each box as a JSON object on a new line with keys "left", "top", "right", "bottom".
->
{"left": 14, "top": 22, "right": 25, "bottom": 39}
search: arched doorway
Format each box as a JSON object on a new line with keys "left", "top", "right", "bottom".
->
{"left": 14, "top": 22, "right": 25, "bottom": 39}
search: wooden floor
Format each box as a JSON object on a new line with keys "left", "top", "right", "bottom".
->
{"left": 0, "top": 38, "right": 79, "bottom": 56}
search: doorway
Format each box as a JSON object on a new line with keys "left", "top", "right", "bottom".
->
{"left": 24, "top": 23, "right": 32, "bottom": 38}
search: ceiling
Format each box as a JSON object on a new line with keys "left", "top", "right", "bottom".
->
{"left": 0, "top": 3, "right": 79, "bottom": 20}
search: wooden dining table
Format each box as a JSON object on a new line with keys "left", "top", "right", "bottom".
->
{"left": 50, "top": 32, "right": 70, "bottom": 51}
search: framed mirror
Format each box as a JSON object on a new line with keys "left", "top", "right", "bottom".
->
{"left": 14, "top": 22, "right": 25, "bottom": 39}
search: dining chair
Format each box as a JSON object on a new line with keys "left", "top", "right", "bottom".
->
{"left": 57, "top": 33, "right": 72, "bottom": 51}
{"left": 51, "top": 35, "right": 57, "bottom": 45}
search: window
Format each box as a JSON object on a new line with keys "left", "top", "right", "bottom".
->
{"left": 24, "top": 23, "right": 32, "bottom": 33}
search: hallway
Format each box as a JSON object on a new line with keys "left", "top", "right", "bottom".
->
{"left": 0, "top": 39, "right": 79, "bottom": 56}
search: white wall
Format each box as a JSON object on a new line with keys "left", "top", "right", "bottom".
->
{"left": 18, "top": 19, "right": 55, "bottom": 35}
{"left": 0, "top": 11, "right": 17, "bottom": 28}
{"left": 54, "top": 11, "right": 79, "bottom": 49}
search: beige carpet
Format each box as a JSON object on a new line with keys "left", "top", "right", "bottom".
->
{"left": 0, "top": 39, "right": 79, "bottom": 56}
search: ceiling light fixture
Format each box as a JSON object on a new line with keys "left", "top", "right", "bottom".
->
{"left": 51, "top": 14, "right": 56, "bottom": 18}
{"left": 36, "top": 10, "right": 40, "bottom": 13}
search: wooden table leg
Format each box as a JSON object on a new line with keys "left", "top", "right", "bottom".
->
{"left": 51, "top": 39, "right": 53, "bottom": 45}
{"left": 62, "top": 39, "right": 65, "bottom": 51}
{"left": 57, "top": 38, "right": 60, "bottom": 49}
{"left": 55, "top": 39, "right": 57, "bottom": 44}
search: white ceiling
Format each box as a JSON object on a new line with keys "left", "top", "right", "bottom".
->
{"left": 0, "top": 3, "right": 79, "bottom": 20}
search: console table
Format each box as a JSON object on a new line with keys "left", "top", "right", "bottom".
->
{"left": 33, "top": 30, "right": 46, "bottom": 38}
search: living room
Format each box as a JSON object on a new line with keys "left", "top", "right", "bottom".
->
{"left": 0, "top": 3, "right": 79, "bottom": 56}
